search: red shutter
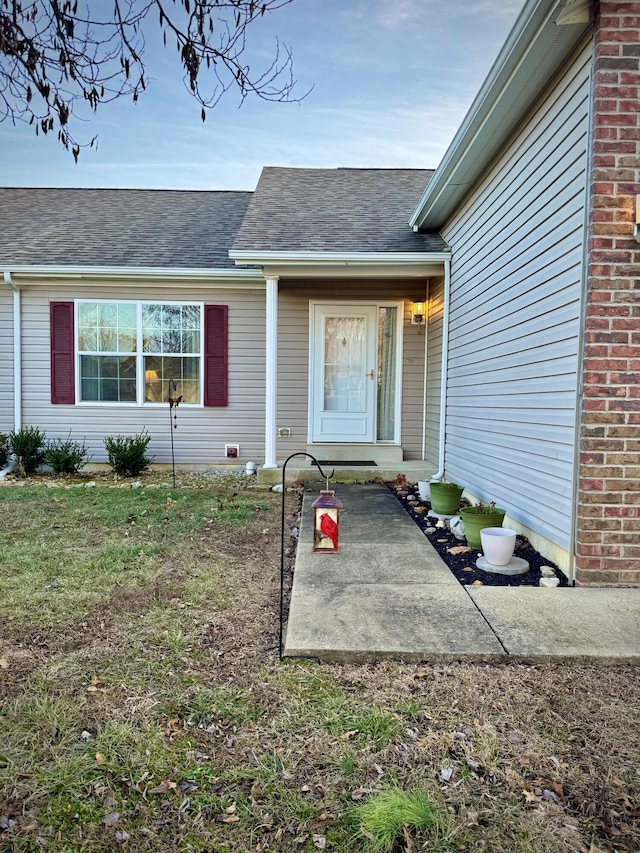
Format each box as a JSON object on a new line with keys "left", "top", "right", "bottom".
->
{"left": 204, "top": 304, "right": 228, "bottom": 406}
{"left": 50, "top": 302, "right": 75, "bottom": 404}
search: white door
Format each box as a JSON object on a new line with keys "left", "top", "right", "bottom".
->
{"left": 311, "top": 304, "right": 377, "bottom": 442}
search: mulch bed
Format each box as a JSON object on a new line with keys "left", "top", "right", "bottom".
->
{"left": 388, "top": 481, "right": 570, "bottom": 588}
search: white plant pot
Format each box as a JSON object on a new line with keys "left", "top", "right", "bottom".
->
{"left": 480, "top": 527, "right": 516, "bottom": 566}
{"left": 417, "top": 480, "right": 430, "bottom": 502}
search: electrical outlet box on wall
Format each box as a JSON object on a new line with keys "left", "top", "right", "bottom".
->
{"left": 225, "top": 444, "right": 239, "bottom": 459}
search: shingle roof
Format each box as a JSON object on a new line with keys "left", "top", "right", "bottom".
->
{"left": 0, "top": 188, "right": 252, "bottom": 269}
{"left": 231, "top": 167, "right": 448, "bottom": 254}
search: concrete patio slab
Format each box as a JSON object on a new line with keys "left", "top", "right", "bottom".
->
{"left": 285, "top": 483, "right": 505, "bottom": 662}
{"left": 468, "top": 587, "right": 640, "bottom": 662}
{"left": 285, "top": 582, "right": 506, "bottom": 663}
{"left": 284, "top": 483, "right": 640, "bottom": 664}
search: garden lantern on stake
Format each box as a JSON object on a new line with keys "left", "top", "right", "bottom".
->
{"left": 312, "top": 484, "right": 343, "bottom": 554}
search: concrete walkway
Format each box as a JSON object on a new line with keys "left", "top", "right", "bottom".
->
{"left": 284, "top": 484, "right": 640, "bottom": 663}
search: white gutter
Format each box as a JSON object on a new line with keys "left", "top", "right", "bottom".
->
{"left": 5, "top": 265, "right": 262, "bottom": 284}
{"left": 230, "top": 250, "right": 451, "bottom": 266}
{"left": 430, "top": 259, "right": 451, "bottom": 482}
{"left": 4, "top": 271, "right": 21, "bottom": 431}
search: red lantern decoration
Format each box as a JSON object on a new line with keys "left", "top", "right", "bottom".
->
{"left": 311, "top": 490, "right": 343, "bottom": 553}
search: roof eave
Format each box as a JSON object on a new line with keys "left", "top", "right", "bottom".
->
{"left": 229, "top": 250, "right": 451, "bottom": 279}
{"left": 230, "top": 250, "right": 451, "bottom": 264}
{"left": 3, "top": 265, "right": 263, "bottom": 286}
{"left": 409, "top": 0, "right": 593, "bottom": 231}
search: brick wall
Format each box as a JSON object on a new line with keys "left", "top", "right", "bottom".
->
{"left": 577, "top": 0, "right": 640, "bottom": 585}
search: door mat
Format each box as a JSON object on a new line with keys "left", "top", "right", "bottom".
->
{"left": 317, "top": 460, "right": 377, "bottom": 467}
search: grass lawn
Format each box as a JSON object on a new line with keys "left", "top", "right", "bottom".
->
{"left": 0, "top": 474, "right": 638, "bottom": 853}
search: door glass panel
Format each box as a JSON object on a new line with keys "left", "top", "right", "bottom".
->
{"left": 323, "top": 316, "right": 365, "bottom": 412}
{"left": 377, "top": 307, "right": 397, "bottom": 440}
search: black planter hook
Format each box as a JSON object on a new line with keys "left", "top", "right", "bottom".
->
{"left": 279, "top": 452, "right": 335, "bottom": 660}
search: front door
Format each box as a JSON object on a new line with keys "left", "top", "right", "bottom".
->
{"left": 311, "top": 304, "right": 377, "bottom": 442}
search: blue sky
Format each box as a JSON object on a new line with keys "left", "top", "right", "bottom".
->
{"left": 0, "top": 0, "right": 525, "bottom": 190}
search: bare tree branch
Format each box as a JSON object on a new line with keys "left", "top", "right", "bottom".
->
{"left": 0, "top": 0, "right": 300, "bottom": 160}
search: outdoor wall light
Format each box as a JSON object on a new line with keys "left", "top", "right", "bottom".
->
{"left": 312, "top": 489, "right": 343, "bottom": 553}
{"left": 634, "top": 195, "right": 640, "bottom": 244}
{"left": 412, "top": 300, "right": 425, "bottom": 331}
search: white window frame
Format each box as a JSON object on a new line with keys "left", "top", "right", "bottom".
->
{"left": 75, "top": 299, "right": 205, "bottom": 407}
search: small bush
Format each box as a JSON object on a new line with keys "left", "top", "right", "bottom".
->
{"left": 0, "top": 433, "right": 9, "bottom": 469}
{"left": 45, "top": 434, "right": 91, "bottom": 476}
{"left": 104, "top": 431, "right": 153, "bottom": 477}
{"left": 10, "top": 425, "right": 46, "bottom": 475}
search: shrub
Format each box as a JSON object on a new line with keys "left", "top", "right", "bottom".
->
{"left": 0, "top": 433, "right": 8, "bottom": 469}
{"left": 10, "top": 426, "right": 46, "bottom": 475}
{"left": 104, "top": 431, "right": 153, "bottom": 477}
{"left": 45, "top": 434, "right": 91, "bottom": 475}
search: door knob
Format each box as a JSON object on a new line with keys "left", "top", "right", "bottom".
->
{"left": 368, "top": 369, "right": 374, "bottom": 380}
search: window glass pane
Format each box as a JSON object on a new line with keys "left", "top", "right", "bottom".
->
{"left": 377, "top": 307, "right": 397, "bottom": 440}
{"left": 181, "top": 330, "right": 200, "bottom": 353}
{"left": 80, "top": 355, "right": 136, "bottom": 402}
{"left": 98, "top": 326, "right": 118, "bottom": 352}
{"left": 144, "top": 356, "right": 200, "bottom": 403}
{"left": 117, "top": 329, "right": 137, "bottom": 352}
{"left": 78, "top": 302, "right": 97, "bottom": 326}
{"left": 323, "top": 316, "right": 365, "bottom": 413}
{"left": 118, "top": 304, "right": 136, "bottom": 328}
{"left": 79, "top": 302, "right": 136, "bottom": 354}
{"left": 183, "top": 305, "right": 200, "bottom": 328}
{"left": 142, "top": 303, "right": 200, "bottom": 354}
{"left": 78, "top": 327, "right": 97, "bottom": 352}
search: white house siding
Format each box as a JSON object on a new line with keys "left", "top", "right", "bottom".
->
{"left": 18, "top": 281, "right": 267, "bottom": 466}
{"left": 0, "top": 289, "right": 14, "bottom": 433}
{"left": 277, "top": 280, "right": 427, "bottom": 461}
{"left": 440, "top": 37, "right": 592, "bottom": 551}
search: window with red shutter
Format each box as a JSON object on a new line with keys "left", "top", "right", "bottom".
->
{"left": 50, "top": 302, "right": 75, "bottom": 404}
{"left": 204, "top": 305, "right": 228, "bottom": 406}
{"left": 50, "top": 301, "right": 227, "bottom": 407}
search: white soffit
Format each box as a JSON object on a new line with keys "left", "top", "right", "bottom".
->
{"left": 410, "top": 0, "right": 593, "bottom": 231}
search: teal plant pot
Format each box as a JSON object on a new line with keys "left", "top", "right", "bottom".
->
{"left": 429, "top": 482, "right": 464, "bottom": 515}
{"left": 459, "top": 506, "right": 506, "bottom": 549}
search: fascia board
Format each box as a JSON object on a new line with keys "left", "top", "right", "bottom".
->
{"left": 261, "top": 262, "right": 447, "bottom": 279}
{"left": 4, "top": 265, "right": 264, "bottom": 286}
{"left": 230, "top": 251, "right": 451, "bottom": 265}
{"left": 410, "top": 0, "right": 592, "bottom": 231}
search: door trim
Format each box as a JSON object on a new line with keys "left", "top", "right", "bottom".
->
{"left": 307, "top": 300, "right": 404, "bottom": 444}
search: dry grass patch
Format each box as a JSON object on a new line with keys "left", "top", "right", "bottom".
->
{"left": 0, "top": 475, "right": 638, "bottom": 853}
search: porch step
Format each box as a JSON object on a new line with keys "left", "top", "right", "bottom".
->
{"left": 305, "top": 443, "right": 404, "bottom": 466}
{"left": 258, "top": 461, "right": 437, "bottom": 486}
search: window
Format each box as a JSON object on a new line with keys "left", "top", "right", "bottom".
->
{"left": 77, "top": 301, "right": 202, "bottom": 404}
{"left": 51, "top": 300, "right": 227, "bottom": 407}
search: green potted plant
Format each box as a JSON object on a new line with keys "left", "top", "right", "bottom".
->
{"left": 460, "top": 501, "right": 506, "bottom": 548}
{"left": 428, "top": 480, "right": 464, "bottom": 515}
